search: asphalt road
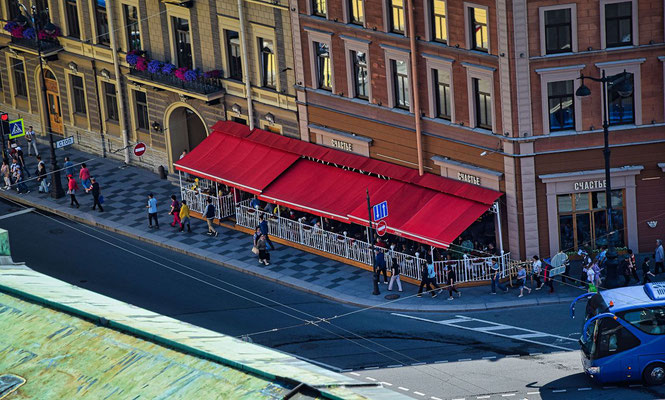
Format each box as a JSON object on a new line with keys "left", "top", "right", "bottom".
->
{"left": 0, "top": 199, "right": 663, "bottom": 400}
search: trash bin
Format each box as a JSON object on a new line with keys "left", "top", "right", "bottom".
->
{"left": 158, "top": 165, "right": 167, "bottom": 179}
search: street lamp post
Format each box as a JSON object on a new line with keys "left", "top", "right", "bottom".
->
{"left": 576, "top": 69, "right": 632, "bottom": 288}
{"left": 366, "top": 189, "right": 380, "bottom": 296}
{"left": 17, "top": 4, "right": 65, "bottom": 199}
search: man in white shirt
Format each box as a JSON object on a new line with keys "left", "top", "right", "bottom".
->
{"left": 25, "top": 126, "right": 39, "bottom": 157}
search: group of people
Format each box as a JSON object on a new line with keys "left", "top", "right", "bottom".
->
{"left": 1, "top": 127, "right": 39, "bottom": 194}
{"left": 65, "top": 161, "right": 103, "bottom": 212}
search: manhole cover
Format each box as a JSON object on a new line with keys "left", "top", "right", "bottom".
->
{"left": 384, "top": 294, "right": 400, "bottom": 300}
{"left": 0, "top": 374, "right": 26, "bottom": 397}
{"left": 48, "top": 228, "right": 64, "bottom": 235}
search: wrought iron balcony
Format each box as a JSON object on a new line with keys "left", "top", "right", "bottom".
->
{"left": 9, "top": 36, "right": 63, "bottom": 57}
{"left": 128, "top": 69, "right": 224, "bottom": 101}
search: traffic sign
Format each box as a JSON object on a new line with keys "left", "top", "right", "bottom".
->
{"left": 55, "top": 136, "right": 74, "bottom": 149}
{"left": 134, "top": 142, "right": 147, "bottom": 157}
{"left": 372, "top": 201, "right": 388, "bottom": 221}
{"left": 8, "top": 119, "right": 24, "bottom": 139}
{"left": 376, "top": 220, "right": 387, "bottom": 237}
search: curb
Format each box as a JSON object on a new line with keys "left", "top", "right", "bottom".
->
{"left": 0, "top": 191, "right": 577, "bottom": 313}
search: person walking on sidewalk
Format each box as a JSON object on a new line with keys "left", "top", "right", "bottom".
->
{"left": 642, "top": 257, "right": 655, "bottom": 284}
{"left": 543, "top": 261, "right": 555, "bottom": 294}
{"left": 517, "top": 264, "right": 531, "bottom": 298}
{"left": 169, "top": 195, "right": 181, "bottom": 228}
{"left": 387, "top": 253, "right": 403, "bottom": 292}
{"left": 15, "top": 146, "right": 29, "bottom": 177}
{"left": 490, "top": 262, "right": 509, "bottom": 294}
{"left": 146, "top": 193, "right": 159, "bottom": 229}
{"left": 417, "top": 261, "right": 440, "bottom": 298}
{"left": 179, "top": 200, "right": 191, "bottom": 232}
{"left": 447, "top": 266, "right": 461, "bottom": 300}
{"left": 79, "top": 163, "right": 91, "bottom": 193}
{"left": 655, "top": 239, "right": 664, "bottom": 275}
{"left": 36, "top": 161, "right": 48, "bottom": 193}
{"left": 25, "top": 126, "right": 39, "bottom": 157}
{"left": 375, "top": 249, "right": 388, "bottom": 284}
{"left": 254, "top": 229, "right": 270, "bottom": 265}
{"left": 63, "top": 157, "right": 74, "bottom": 178}
{"left": 203, "top": 197, "right": 218, "bottom": 236}
{"left": 90, "top": 177, "right": 103, "bottom": 212}
{"left": 258, "top": 214, "right": 274, "bottom": 250}
{"left": 67, "top": 175, "right": 80, "bottom": 207}
{"left": 14, "top": 166, "right": 28, "bottom": 194}
{"left": 532, "top": 255, "right": 544, "bottom": 290}
{"left": 1, "top": 160, "right": 10, "bottom": 190}
{"left": 627, "top": 249, "right": 639, "bottom": 282}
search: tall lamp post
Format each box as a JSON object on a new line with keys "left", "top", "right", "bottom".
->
{"left": 575, "top": 69, "right": 632, "bottom": 288}
{"left": 16, "top": 3, "right": 65, "bottom": 199}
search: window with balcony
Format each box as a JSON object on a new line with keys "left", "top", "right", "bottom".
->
{"left": 434, "top": 69, "right": 451, "bottom": 119}
{"left": 12, "top": 58, "right": 27, "bottom": 98}
{"left": 134, "top": 90, "right": 149, "bottom": 130}
{"left": 65, "top": 0, "right": 80, "bottom": 39}
{"left": 473, "top": 77, "right": 491, "bottom": 129}
{"left": 393, "top": 59, "right": 409, "bottom": 109}
{"left": 173, "top": 17, "right": 192, "bottom": 69}
{"left": 71, "top": 75, "right": 86, "bottom": 115}
{"left": 469, "top": 7, "right": 488, "bottom": 52}
{"left": 103, "top": 82, "right": 118, "bottom": 122}
{"left": 605, "top": 1, "right": 633, "bottom": 47}
{"left": 124, "top": 4, "right": 141, "bottom": 52}
{"left": 390, "top": 0, "right": 405, "bottom": 33}
{"left": 351, "top": 50, "right": 368, "bottom": 99}
{"left": 547, "top": 80, "right": 574, "bottom": 131}
{"left": 350, "top": 0, "right": 364, "bottom": 25}
{"left": 260, "top": 38, "right": 276, "bottom": 89}
{"left": 544, "top": 8, "right": 572, "bottom": 54}
{"left": 312, "top": 0, "right": 326, "bottom": 17}
{"left": 607, "top": 72, "right": 634, "bottom": 125}
{"left": 431, "top": 0, "right": 447, "bottom": 43}
{"left": 226, "top": 30, "right": 242, "bottom": 81}
{"left": 96, "top": 0, "right": 110, "bottom": 46}
{"left": 315, "top": 42, "right": 332, "bottom": 91}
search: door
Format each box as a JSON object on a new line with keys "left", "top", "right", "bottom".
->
{"left": 44, "top": 71, "right": 63, "bottom": 135}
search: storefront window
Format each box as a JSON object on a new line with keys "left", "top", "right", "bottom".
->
{"left": 557, "top": 189, "right": 624, "bottom": 251}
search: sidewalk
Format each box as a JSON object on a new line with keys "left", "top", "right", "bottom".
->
{"left": 0, "top": 145, "right": 582, "bottom": 312}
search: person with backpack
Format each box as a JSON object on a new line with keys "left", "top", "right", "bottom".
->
{"left": 532, "top": 255, "right": 544, "bottom": 290}
{"left": 204, "top": 197, "right": 218, "bottom": 236}
{"left": 179, "top": 200, "right": 191, "bottom": 232}
{"left": 169, "top": 194, "right": 181, "bottom": 228}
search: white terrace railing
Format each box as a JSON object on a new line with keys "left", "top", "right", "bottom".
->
{"left": 180, "top": 188, "right": 235, "bottom": 219}
{"left": 235, "top": 204, "right": 509, "bottom": 284}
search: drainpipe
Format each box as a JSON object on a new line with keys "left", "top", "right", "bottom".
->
{"left": 107, "top": 0, "right": 130, "bottom": 164}
{"left": 237, "top": 0, "right": 255, "bottom": 130}
{"left": 405, "top": 0, "right": 423, "bottom": 176}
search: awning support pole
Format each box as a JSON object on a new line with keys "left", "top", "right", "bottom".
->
{"left": 494, "top": 202, "right": 504, "bottom": 256}
{"left": 178, "top": 171, "right": 183, "bottom": 201}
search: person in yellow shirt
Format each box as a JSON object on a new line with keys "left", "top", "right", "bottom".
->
{"left": 179, "top": 200, "right": 191, "bottom": 232}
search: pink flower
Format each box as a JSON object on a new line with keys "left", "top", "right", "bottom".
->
{"left": 174, "top": 67, "right": 188, "bottom": 81}
{"left": 135, "top": 56, "right": 148, "bottom": 71}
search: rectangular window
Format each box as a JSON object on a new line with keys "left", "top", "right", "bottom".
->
{"left": 605, "top": 2, "right": 633, "bottom": 47}
{"left": 391, "top": 0, "right": 405, "bottom": 33}
{"left": 259, "top": 38, "right": 276, "bottom": 89}
{"left": 469, "top": 7, "right": 488, "bottom": 52}
{"left": 393, "top": 59, "right": 409, "bottom": 109}
{"left": 71, "top": 75, "right": 86, "bottom": 115}
{"left": 226, "top": 30, "right": 242, "bottom": 81}
{"left": 96, "top": 0, "right": 110, "bottom": 46}
{"left": 135, "top": 91, "right": 149, "bottom": 131}
{"left": 315, "top": 42, "right": 332, "bottom": 91}
{"left": 544, "top": 8, "right": 572, "bottom": 54}
{"left": 312, "top": 0, "right": 326, "bottom": 16}
{"left": 124, "top": 4, "right": 141, "bottom": 52}
{"left": 607, "top": 72, "right": 634, "bottom": 125}
{"left": 434, "top": 69, "right": 451, "bottom": 119}
{"left": 352, "top": 51, "right": 368, "bottom": 99}
{"left": 7, "top": 0, "right": 20, "bottom": 20}
{"left": 103, "top": 82, "right": 118, "bottom": 122}
{"left": 432, "top": 0, "right": 447, "bottom": 43}
{"left": 12, "top": 59, "right": 27, "bottom": 98}
{"left": 547, "top": 80, "right": 575, "bottom": 131}
{"left": 173, "top": 17, "right": 192, "bottom": 69}
{"left": 350, "top": 0, "right": 364, "bottom": 25}
{"left": 473, "top": 77, "right": 491, "bottom": 129}
{"left": 65, "top": 0, "right": 80, "bottom": 39}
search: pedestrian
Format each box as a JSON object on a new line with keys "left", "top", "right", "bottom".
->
{"left": 532, "top": 255, "right": 544, "bottom": 290}
{"left": 543, "top": 261, "right": 555, "bottom": 294}
{"left": 1, "top": 160, "right": 11, "bottom": 189}
{"left": 258, "top": 214, "right": 274, "bottom": 250}
{"left": 67, "top": 175, "right": 79, "bottom": 207}
{"left": 621, "top": 255, "right": 632, "bottom": 287}
{"left": 586, "top": 262, "right": 597, "bottom": 292}
{"left": 375, "top": 249, "right": 388, "bottom": 284}
{"left": 249, "top": 194, "right": 261, "bottom": 209}
{"left": 179, "top": 199, "right": 191, "bottom": 232}
{"left": 90, "top": 177, "right": 103, "bottom": 212}
{"left": 79, "top": 163, "right": 91, "bottom": 192}
{"left": 63, "top": 156, "right": 74, "bottom": 178}
{"left": 416, "top": 261, "right": 439, "bottom": 298}
{"left": 517, "top": 264, "right": 531, "bottom": 297}
{"left": 14, "top": 166, "right": 28, "bottom": 194}
{"left": 179, "top": 149, "right": 190, "bottom": 181}
{"left": 25, "top": 125, "right": 39, "bottom": 156}
{"left": 597, "top": 245, "right": 608, "bottom": 269}
{"left": 578, "top": 249, "right": 592, "bottom": 288}
{"left": 203, "top": 197, "right": 218, "bottom": 236}
{"left": 169, "top": 194, "right": 181, "bottom": 228}
{"left": 592, "top": 261, "right": 602, "bottom": 287}
{"left": 627, "top": 249, "right": 639, "bottom": 282}
{"left": 36, "top": 161, "right": 48, "bottom": 193}
{"left": 15, "top": 145, "right": 29, "bottom": 177}
{"left": 146, "top": 193, "right": 158, "bottom": 229}
{"left": 655, "top": 239, "right": 664, "bottom": 275}
{"left": 642, "top": 257, "right": 655, "bottom": 285}
{"left": 447, "top": 266, "right": 461, "bottom": 300}
{"left": 254, "top": 229, "right": 270, "bottom": 265}
{"left": 387, "top": 252, "right": 402, "bottom": 292}
{"left": 490, "top": 262, "right": 508, "bottom": 294}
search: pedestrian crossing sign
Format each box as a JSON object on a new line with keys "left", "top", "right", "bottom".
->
{"left": 8, "top": 119, "right": 24, "bottom": 139}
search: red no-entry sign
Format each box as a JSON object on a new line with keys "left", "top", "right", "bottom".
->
{"left": 134, "top": 142, "right": 147, "bottom": 157}
{"left": 376, "top": 220, "right": 388, "bottom": 237}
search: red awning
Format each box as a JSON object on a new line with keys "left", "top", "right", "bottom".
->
{"left": 259, "top": 159, "right": 386, "bottom": 222}
{"left": 174, "top": 132, "right": 300, "bottom": 194}
{"left": 210, "top": 120, "right": 252, "bottom": 138}
{"left": 248, "top": 129, "right": 331, "bottom": 160}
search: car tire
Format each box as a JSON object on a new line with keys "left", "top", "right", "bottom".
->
{"left": 643, "top": 363, "right": 665, "bottom": 386}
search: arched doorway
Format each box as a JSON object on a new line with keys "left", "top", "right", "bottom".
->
{"left": 166, "top": 104, "right": 207, "bottom": 169}
{"left": 43, "top": 70, "right": 63, "bottom": 135}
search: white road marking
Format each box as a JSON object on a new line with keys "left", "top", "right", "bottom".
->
{"left": 398, "top": 386, "right": 409, "bottom": 391}
{"left": 526, "top": 392, "right": 540, "bottom": 395}
{"left": 349, "top": 372, "right": 360, "bottom": 376}
{"left": 458, "top": 358, "right": 472, "bottom": 362}
{"left": 501, "top": 394, "right": 516, "bottom": 397}
{"left": 435, "top": 360, "right": 448, "bottom": 363}
{"left": 552, "top": 389, "right": 566, "bottom": 393}
{"left": 391, "top": 313, "right": 577, "bottom": 351}
{"left": 0, "top": 207, "right": 35, "bottom": 220}
{"left": 482, "top": 356, "right": 497, "bottom": 360}
{"left": 365, "top": 377, "right": 376, "bottom": 381}
{"left": 364, "top": 366, "right": 379, "bottom": 370}
{"left": 412, "top": 362, "right": 426, "bottom": 366}
{"left": 432, "top": 397, "right": 444, "bottom": 400}
{"left": 577, "top": 387, "right": 592, "bottom": 391}
{"left": 387, "top": 364, "right": 403, "bottom": 368}
{"left": 530, "top": 352, "right": 542, "bottom": 356}
{"left": 380, "top": 382, "right": 393, "bottom": 386}
{"left": 414, "top": 392, "right": 426, "bottom": 396}
{"left": 477, "top": 396, "right": 490, "bottom": 399}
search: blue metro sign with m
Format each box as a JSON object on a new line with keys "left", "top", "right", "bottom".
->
{"left": 372, "top": 201, "right": 388, "bottom": 222}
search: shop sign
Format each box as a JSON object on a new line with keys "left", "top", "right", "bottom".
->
{"left": 331, "top": 139, "right": 353, "bottom": 152}
{"left": 573, "top": 179, "right": 606, "bottom": 191}
{"left": 457, "top": 171, "right": 481, "bottom": 186}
